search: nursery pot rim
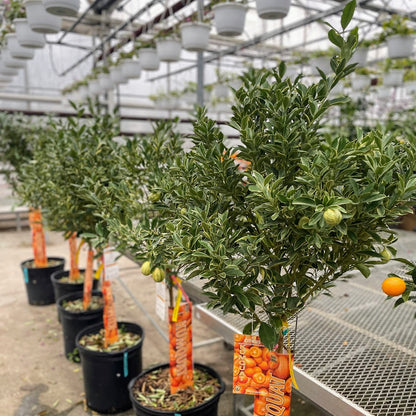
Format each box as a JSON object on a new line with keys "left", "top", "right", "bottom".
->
{"left": 212, "top": 2, "right": 248, "bottom": 10}
{"left": 57, "top": 290, "right": 103, "bottom": 315}
{"left": 128, "top": 362, "right": 226, "bottom": 415}
{"left": 21, "top": 256, "right": 65, "bottom": 269}
{"left": 75, "top": 320, "right": 145, "bottom": 357}
{"left": 180, "top": 21, "right": 211, "bottom": 30}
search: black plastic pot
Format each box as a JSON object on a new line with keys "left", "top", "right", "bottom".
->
{"left": 51, "top": 269, "right": 100, "bottom": 301}
{"left": 52, "top": 269, "right": 100, "bottom": 322}
{"left": 76, "top": 321, "right": 145, "bottom": 414}
{"left": 57, "top": 290, "right": 104, "bottom": 360}
{"left": 128, "top": 363, "right": 226, "bottom": 416}
{"left": 20, "top": 257, "right": 65, "bottom": 305}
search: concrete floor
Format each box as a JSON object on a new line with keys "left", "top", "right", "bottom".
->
{"left": 0, "top": 227, "right": 331, "bottom": 416}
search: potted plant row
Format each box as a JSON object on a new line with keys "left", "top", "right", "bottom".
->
{"left": 96, "top": 3, "right": 416, "bottom": 414}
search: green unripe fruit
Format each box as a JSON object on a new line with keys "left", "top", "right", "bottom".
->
{"left": 180, "top": 208, "right": 187, "bottom": 215}
{"left": 152, "top": 267, "right": 165, "bottom": 282}
{"left": 323, "top": 208, "right": 342, "bottom": 226}
{"left": 149, "top": 192, "right": 161, "bottom": 203}
{"left": 141, "top": 261, "right": 151, "bottom": 276}
{"left": 380, "top": 248, "right": 392, "bottom": 262}
{"left": 298, "top": 216, "right": 310, "bottom": 228}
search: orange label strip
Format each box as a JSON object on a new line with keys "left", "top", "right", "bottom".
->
{"left": 29, "top": 209, "right": 47, "bottom": 268}
{"left": 103, "top": 280, "right": 118, "bottom": 347}
{"left": 82, "top": 249, "right": 94, "bottom": 310}
{"left": 168, "top": 303, "right": 193, "bottom": 394}
{"left": 68, "top": 232, "right": 80, "bottom": 281}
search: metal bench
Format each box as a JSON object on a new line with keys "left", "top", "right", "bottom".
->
{"left": 0, "top": 205, "right": 29, "bottom": 231}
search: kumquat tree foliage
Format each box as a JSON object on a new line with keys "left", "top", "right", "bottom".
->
{"left": 125, "top": 0, "right": 416, "bottom": 352}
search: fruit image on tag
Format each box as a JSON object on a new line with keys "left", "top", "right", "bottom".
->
{"left": 168, "top": 303, "right": 193, "bottom": 393}
{"left": 233, "top": 334, "right": 272, "bottom": 396}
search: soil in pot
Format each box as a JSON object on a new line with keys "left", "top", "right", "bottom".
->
{"left": 129, "top": 363, "right": 225, "bottom": 416}
{"left": 58, "top": 291, "right": 104, "bottom": 361}
{"left": 21, "top": 257, "right": 65, "bottom": 305}
{"left": 51, "top": 269, "right": 100, "bottom": 306}
{"left": 76, "top": 321, "right": 145, "bottom": 414}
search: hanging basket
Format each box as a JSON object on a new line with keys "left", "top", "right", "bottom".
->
{"left": 351, "top": 74, "right": 370, "bottom": 91}
{"left": 255, "top": 0, "right": 291, "bottom": 20}
{"left": 2, "top": 50, "right": 26, "bottom": 68}
{"left": 310, "top": 56, "right": 332, "bottom": 75}
{"left": 383, "top": 69, "right": 404, "bottom": 87}
{"left": 97, "top": 73, "right": 113, "bottom": 91}
{"left": 0, "top": 62, "right": 18, "bottom": 76}
{"left": 214, "top": 83, "right": 229, "bottom": 99}
{"left": 139, "top": 48, "right": 160, "bottom": 71}
{"left": 213, "top": 3, "right": 248, "bottom": 37}
{"left": 25, "top": 0, "right": 62, "bottom": 34}
{"left": 43, "top": 0, "right": 80, "bottom": 17}
{"left": 88, "top": 79, "right": 101, "bottom": 96}
{"left": 180, "top": 22, "right": 211, "bottom": 52}
{"left": 0, "top": 74, "right": 13, "bottom": 83}
{"left": 156, "top": 38, "right": 182, "bottom": 62}
{"left": 5, "top": 34, "right": 35, "bottom": 60}
{"left": 121, "top": 59, "right": 141, "bottom": 79}
{"left": 351, "top": 47, "right": 368, "bottom": 67}
{"left": 387, "top": 34, "right": 415, "bottom": 59}
{"left": 110, "top": 65, "right": 128, "bottom": 85}
{"left": 404, "top": 80, "right": 416, "bottom": 93}
{"left": 14, "top": 18, "right": 46, "bottom": 48}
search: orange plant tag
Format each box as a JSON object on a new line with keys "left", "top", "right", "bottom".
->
{"left": 254, "top": 353, "right": 292, "bottom": 416}
{"left": 29, "top": 209, "right": 47, "bottom": 268}
{"left": 82, "top": 248, "right": 94, "bottom": 310}
{"left": 233, "top": 334, "right": 293, "bottom": 415}
{"left": 68, "top": 232, "right": 80, "bottom": 281}
{"left": 103, "top": 280, "right": 118, "bottom": 347}
{"left": 168, "top": 303, "right": 193, "bottom": 394}
{"left": 233, "top": 334, "right": 271, "bottom": 396}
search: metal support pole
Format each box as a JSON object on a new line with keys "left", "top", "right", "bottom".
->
{"left": 196, "top": 0, "right": 204, "bottom": 106}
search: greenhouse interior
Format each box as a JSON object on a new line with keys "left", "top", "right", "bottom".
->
{"left": 0, "top": 0, "right": 416, "bottom": 415}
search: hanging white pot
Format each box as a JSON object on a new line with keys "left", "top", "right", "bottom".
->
{"left": 351, "top": 47, "right": 368, "bottom": 67}
{"left": 387, "top": 34, "right": 415, "bottom": 59}
{"left": 25, "top": 0, "right": 62, "bottom": 34}
{"left": 285, "top": 64, "right": 301, "bottom": 81}
{"left": 121, "top": 59, "right": 141, "bottom": 79}
{"left": 97, "top": 73, "right": 113, "bottom": 91}
{"left": 255, "top": 0, "right": 291, "bottom": 20}
{"left": 404, "top": 80, "right": 416, "bottom": 94}
{"left": 156, "top": 38, "right": 182, "bottom": 62}
{"left": 182, "top": 91, "right": 196, "bottom": 105}
{"left": 77, "top": 85, "right": 88, "bottom": 101}
{"left": 383, "top": 69, "right": 404, "bottom": 87}
{"left": 110, "top": 66, "right": 128, "bottom": 85}
{"left": 310, "top": 56, "right": 332, "bottom": 75}
{"left": 139, "top": 48, "right": 160, "bottom": 71}
{"left": 351, "top": 74, "right": 370, "bottom": 91}
{"left": 213, "top": 3, "right": 248, "bottom": 37}
{"left": 377, "top": 86, "right": 391, "bottom": 99}
{"left": 14, "top": 18, "right": 46, "bottom": 48}
{"left": 5, "top": 34, "right": 35, "bottom": 60}
{"left": 180, "top": 22, "right": 211, "bottom": 52}
{"left": 88, "top": 79, "right": 101, "bottom": 96}
{"left": 0, "top": 62, "right": 18, "bottom": 76}
{"left": 2, "top": 50, "right": 26, "bottom": 68}
{"left": 214, "top": 83, "right": 229, "bottom": 98}
{"left": 43, "top": 0, "right": 80, "bottom": 17}
{"left": 0, "top": 74, "right": 13, "bottom": 83}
